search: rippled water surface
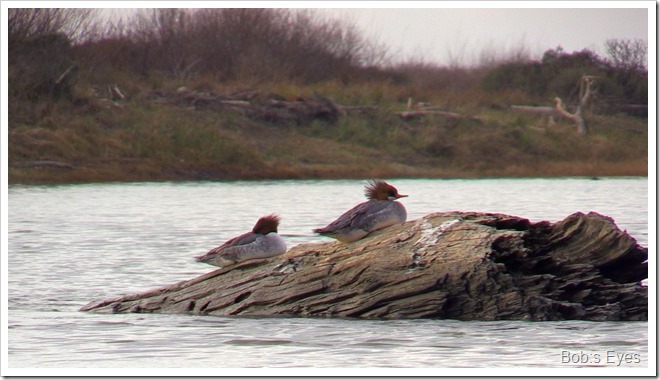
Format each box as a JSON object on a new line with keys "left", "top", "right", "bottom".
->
{"left": 6, "top": 178, "right": 650, "bottom": 372}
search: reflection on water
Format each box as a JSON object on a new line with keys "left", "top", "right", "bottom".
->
{"left": 7, "top": 178, "right": 649, "bottom": 370}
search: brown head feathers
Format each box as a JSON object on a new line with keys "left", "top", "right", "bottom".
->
{"left": 252, "top": 214, "right": 281, "bottom": 234}
{"left": 364, "top": 180, "right": 408, "bottom": 201}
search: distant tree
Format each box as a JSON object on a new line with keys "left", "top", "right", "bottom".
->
{"left": 8, "top": 9, "right": 101, "bottom": 103}
{"left": 540, "top": 48, "right": 606, "bottom": 102}
{"left": 9, "top": 32, "right": 77, "bottom": 101}
{"left": 8, "top": 10, "right": 80, "bottom": 101}
{"left": 481, "top": 61, "right": 545, "bottom": 96}
{"left": 8, "top": 8, "right": 99, "bottom": 46}
{"left": 114, "top": 8, "right": 388, "bottom": 83}
{"left": 603, "top": 38, "right": 647, "bottom": 105}
{"left": 130, "top": 9, "right": 196, "bottom": 79}
{"left": 604, "top": 38, "right": 647, "bottom": 72}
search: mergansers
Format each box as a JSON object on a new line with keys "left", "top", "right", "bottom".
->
{"left": 196, "top": 214, "right": 287, "bottom": 267}
{"left": 313, "top": 180, "right": 408, "bottom": 243}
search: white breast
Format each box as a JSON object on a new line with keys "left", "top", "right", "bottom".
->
{"left": 232, "top": 233, "right": 287, "bottom": 261}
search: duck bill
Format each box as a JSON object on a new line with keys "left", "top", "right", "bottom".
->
{"left": 396, "top": 194, "right": 408, "bottom": 198}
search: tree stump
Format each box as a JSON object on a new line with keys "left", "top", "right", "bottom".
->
{"left": 81, "top": 211, "right": 647, "bottom": 321}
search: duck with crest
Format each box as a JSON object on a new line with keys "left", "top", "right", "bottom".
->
{"left": 196, "top": 214, "right": 287, "bottom": 267}
{"left": 313, "top": 180, "right": 408, "bottom": 243}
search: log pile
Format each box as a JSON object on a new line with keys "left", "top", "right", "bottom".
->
{"left": 81, "top": 211, "right": 647, "bottom": 321}
{"left": 150, "top": 89, "right": 377, "bottom": 125}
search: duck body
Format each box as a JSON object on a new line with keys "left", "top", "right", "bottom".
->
{"left": 314, "top": 199, "right": 407, "bottom": 243}
{"left": 313, "top": 180, "right": 408, "bottom": 243}
{"left": 196, "top": 214, "right": 287, "bottom": 267}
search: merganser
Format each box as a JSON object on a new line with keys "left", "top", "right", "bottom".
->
{"left": 196, "top": 214, "right": 287, "bottom": 267}
{"left": 313, "top": 180, "right": 408, "bottom": 243}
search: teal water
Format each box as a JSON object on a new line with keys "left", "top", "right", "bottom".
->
{"left": 6, "top": 178, "right": 650, "bottom": 372}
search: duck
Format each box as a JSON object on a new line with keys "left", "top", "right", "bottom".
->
{"left": 313, "top": 180, "right": 408, "bottom": 243}
{"left": 196, "top": 214, "right": 287, "bottom": 267}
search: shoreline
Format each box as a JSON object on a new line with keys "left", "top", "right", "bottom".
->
{"left": 8, "top": 161, "right": 648, "bottom": 186}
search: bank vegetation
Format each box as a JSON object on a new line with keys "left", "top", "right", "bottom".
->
{"left": 8, "top": 9, "right": 648, "bottom": 184}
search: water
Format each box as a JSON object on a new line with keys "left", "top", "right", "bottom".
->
{"left": 6, "top": 178, "right": 651, "bottom": 373}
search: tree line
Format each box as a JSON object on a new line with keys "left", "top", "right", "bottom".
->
{"left": 482, "top": 44, "right": 647, "bottom": 109}
{"left": 8, "top": 8, "right": 648, "bottom": 113}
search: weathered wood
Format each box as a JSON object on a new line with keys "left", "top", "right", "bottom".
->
{"left": 218, "top": 100, "right": 251, "bottom": 107}
{"left": 81, "top": 211, "right": 647, "bottom": 321}
{"left": 107, "top": 84, "right": 125, "bottom": 101}
{"left": 510, "top": 75, "right": 596, "bottom": 136}
{"left": 554, "top": 75, "right": 596, "bottom": 136}
{"left": 619, "top": 104, "right": 648, "bottom": 117}
{"left": 397, "top": 110, "right": 464, "bottom": 120}
{"left": 144, "top": 90, "right": 363, "bottom": 125}
{"left": 510, "top": 105, "right": 560, "bottom": 116}
{"left": 399, "top": 98, "right": 481, "bottom": 121}
{"left": 54, "top": 65, "right": 77, "bottom": 86}
{"left": 12, "top": 160, "right": 74, "bottom": 169}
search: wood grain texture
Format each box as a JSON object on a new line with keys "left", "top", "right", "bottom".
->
{"left": 81, "top": 211, "right": 648, "bottom": 321}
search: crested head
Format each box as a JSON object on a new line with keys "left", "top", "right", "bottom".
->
{"left": 364, "top": 180, "right": 408, "bottom": 201}
{"left": 252, "top": 214, "right": 281, "bottom": 234}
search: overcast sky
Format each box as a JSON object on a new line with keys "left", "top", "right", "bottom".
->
{"left": 316, "top": 6, "right": 650, "bottom": 66}
{"left": 92, "top": 2, "right": 651, "bottom": 66}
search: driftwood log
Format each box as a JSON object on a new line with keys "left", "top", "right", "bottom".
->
{"left": 511, "top": 75, "right": 596, "bottom": 136}
{"left": 510, "top": 105, "right": 561, "bottom": 118}
{"left": 81, "top": 211, "right": 647, "bottom": 321}
{"left": 397, "top": 98, "right": 482, "bottom": 121}
{"left": 12, "top": 160, "right": 74, "bottom": 170}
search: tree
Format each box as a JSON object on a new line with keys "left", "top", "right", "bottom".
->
{"left": 8, "top": 8, "right": 99, "bottom": 46}
{"left": 604, "top": 38, "right": 647, "bottom": 72}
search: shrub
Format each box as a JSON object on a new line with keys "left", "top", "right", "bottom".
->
{"left": 481, "top": 46, "right": 647, "bottom": 109}
{"left": 9, "top": 33, "right": 76, "bottom": 101}
{"left": 78, "top": 9, "right": 388, "bottom": 85}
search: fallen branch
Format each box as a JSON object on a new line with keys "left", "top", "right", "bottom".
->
{"left": 397, "top": 110, "right": 464, "bottom": 120}
{"left": 511, "top": 75, "right": 596, "bottom": 136}
{"left": 218, "top": 100, "right": 251, "bottom": 107}
{"left": 108, "top": 84, "right": 125, "bottom": 101}
{"left": 12, "top": 160, "right": 74, "bottom": 170}
{"left": 55, "top": 65, "right": 77, "bottom": 86}
{"left": 399, "top": 98, "right": 479, "bottom": 121}
{"left": 510, "top": 105, "right": 560, "bottom": 116}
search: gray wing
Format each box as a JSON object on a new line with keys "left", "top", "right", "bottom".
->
{"left": 315, "top": 200, "right": 391, "bottom": 233}
{"left": 196, "top": 231, "right": 258, "bottom": 261}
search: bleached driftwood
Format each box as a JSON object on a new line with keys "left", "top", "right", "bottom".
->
{"left": 108, "top": 84, "right": 125, "bottom": 101}
{"left": 398, "top": 98, "right": 480, "bottom": 121}
{"left": 81, "top": 211, "right": 647, "bottom": 321}
{"left": 555, "top": 75, "right": 596, "bottom": 136}
{"left": 511, "top": 76, "right": 596, "bottom": 136}
{"left": 510, "top": 105, "right": 560, "bottom": 127}
{"left": 398, "top": 110, "right": 464, "bottom": 120}
{"left": 54, "top": 65, "right": 77, "bottom": 86}
{"left": 510, "top": 105, "right": 559, "bottom": 116}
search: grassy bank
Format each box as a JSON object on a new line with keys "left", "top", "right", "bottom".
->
{"left": 7, "top": 10, "right": 648, "bottom": 184}
{"left": 8, "top": 80, "right": 648, "bottom": 185}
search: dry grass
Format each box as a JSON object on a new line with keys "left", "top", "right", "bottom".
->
{"left": 8, "top": 78, "right": 648, "bottom": 184}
